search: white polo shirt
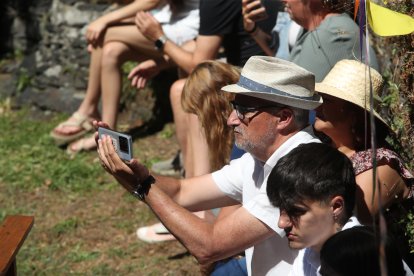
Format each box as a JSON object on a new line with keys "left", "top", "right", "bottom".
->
{"left": 212, "top": 126, "right": 320, "bottom": 275}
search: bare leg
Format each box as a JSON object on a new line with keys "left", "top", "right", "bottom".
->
{"left": 186, "top": 114, "right": 210, "bottom": 177}
{"left": 136, "top": 80, "right": 212, "bottom": 243}
{"left": 187, "top": 116, "right": 241, "bottom": 222}
{"left": 103, "top": 25, "right": 164, "bottom": 59}
{"left": 100, "top": 41, "right": 130, "bottom": 129}
{"left": 54, "top": 24, "right": 163, "bottom": 134}
{"left": 76, "top": 47, "right": 103, "bottom": 121}
{"left": 67, "top": 25, "right": 165, "bottom": 152}
{"left": 163, "top": 40, "right": 197, "bottom": 171}
{"left": 97, "top": 24, "right": 166, "bottom": 128}
{"left": 67, "top": 41, "right": 133, "bottom": 152}
{"left": 53, "top": 46, "right": 103, "bottom": 136}
{"left": 170, "top": 79, "right": 189, "bottom": 170}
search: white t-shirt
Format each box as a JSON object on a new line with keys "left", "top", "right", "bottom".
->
{"left": 212, "top": 126, "right": 320, "bottom": 275}
{"left": 152, "top": 0, "right": 199, "bottom": 45}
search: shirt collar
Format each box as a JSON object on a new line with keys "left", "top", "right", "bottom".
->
{"left": 263, "top": 125, "right": 318, "bottom": 176}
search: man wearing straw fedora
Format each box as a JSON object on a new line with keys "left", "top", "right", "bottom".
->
{"left": 95, "top": 56, "right": 322, "bottom": 275}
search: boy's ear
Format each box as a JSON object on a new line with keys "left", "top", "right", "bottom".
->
{"left": 331, "top": 195, "right": 345, "bottom": 217}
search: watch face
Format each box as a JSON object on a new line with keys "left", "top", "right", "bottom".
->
{"left": 155, "top": 35, "right": 167, "bottom": 50}
{"left": 155, "top": 39, "right": 164, "bottom": 50}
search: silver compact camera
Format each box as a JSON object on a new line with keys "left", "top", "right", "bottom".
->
{"left": 98, "top": 127, "right": 133, "bottom": 161}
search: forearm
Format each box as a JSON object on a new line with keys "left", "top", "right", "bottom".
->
{"left": 151, "top": 174, "right": 223, "bottom": 210}
{"left": 162, "top": 36, "right": 222, "bottom": 74}
{"left": 102, "top": 0, "right": 161, "bottom": 26}
{"left": 118, "top": 17, "right": 136, "bottom": 24}
{"left": 251, "top": 28, "right": 275, "bottom": 57}
{"left": 151, "top": 174, "right": 182, "bottom": 199}
{"left": 144, "top": 186, "right": 239, "bottom": 264}
{"left": 163, "top": 41, "right": 198, "bottom": 74}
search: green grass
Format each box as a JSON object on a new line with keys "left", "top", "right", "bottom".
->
{"left": 0, "top": 109, "right": 104, "bottom": 194}
{"left": 0, "top": 106, "right": 198, "bottom": 275}
{"left": 67, "top": 244, "right": 101, "bottom": 262}
{"left": 52, "top": 218, "right": 79, "bottom": 236}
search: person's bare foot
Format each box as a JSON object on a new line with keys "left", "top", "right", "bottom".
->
{"left": 66, "top": 135, "right": 97, "bottom": 155}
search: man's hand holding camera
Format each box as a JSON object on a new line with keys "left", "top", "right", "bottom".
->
{"left": 93, "top": 121, "right": 151, "bottom": 199}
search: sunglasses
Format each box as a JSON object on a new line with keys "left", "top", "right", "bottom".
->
{"left": 230, "top": 101, "right": 286, "bottom": 120}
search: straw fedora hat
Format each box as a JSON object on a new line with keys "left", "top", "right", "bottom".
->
{"left": 315, "top": 59, "right": 388, "bottom": 125}
{"left": 221, "top": 56, "right": 322, "bottom": 110}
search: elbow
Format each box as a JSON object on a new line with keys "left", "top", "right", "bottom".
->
{"left": 190, "top": 241, "right": 223, "bottom": 265}
{"left": 187, "top": 59, "right": 202, "bottom": 74}
{"left": 183, "top": 64, "right": 196, "bottom": 75}
{"left": 194, "top": 249, "right": 218, "bottom": 266}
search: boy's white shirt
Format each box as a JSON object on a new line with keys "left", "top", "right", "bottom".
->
{"left": 288, "top": 216, "right": 414, "bottom": 276}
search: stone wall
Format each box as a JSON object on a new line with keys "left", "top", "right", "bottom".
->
{"left": 0, "top": 0, "right": 174, "bottom": 132}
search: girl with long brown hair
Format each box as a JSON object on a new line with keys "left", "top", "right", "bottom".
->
{"left": 181, "top": 61, "right": 241, "bottom": 174}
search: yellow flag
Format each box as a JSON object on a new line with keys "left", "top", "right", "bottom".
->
{"left": 367, "top": 0, "right": 414, "bottom": 36}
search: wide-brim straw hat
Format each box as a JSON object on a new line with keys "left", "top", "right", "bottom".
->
{"left": 315, "top": 59, "right": 388, "bottom": 126}
{"left": 221, "top": 56, "right": 322, "bottom": 110}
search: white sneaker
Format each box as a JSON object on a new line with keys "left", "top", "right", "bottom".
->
{"left": 136, "top": 222, "right": 176, "bottom": 243}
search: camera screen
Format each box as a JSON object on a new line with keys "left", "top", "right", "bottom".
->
{"left": 118, "top": 136, "right": 129, "bottom": 153}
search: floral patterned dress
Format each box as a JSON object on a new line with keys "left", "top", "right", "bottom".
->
{"left": 350, "top": 147, "right": 414, "bottom": 269}
{"left": 350, "top": 147, "right": 414, "bottom": 199}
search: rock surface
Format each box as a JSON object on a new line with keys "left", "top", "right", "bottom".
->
{"left": 0, "top": 0, "right": 175, "bottom": 132}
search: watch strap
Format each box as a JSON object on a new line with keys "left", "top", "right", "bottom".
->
{"left": 154, "top": 35, "right": 168, "bottom": 51}
{"left": 131, "top": 175, "right": 156, "bottom": 201}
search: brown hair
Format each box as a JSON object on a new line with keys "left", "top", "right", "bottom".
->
{"left": 181, "top": 61, "right": 241, "bottom": 170}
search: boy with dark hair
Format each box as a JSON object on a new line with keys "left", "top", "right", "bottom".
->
{"left": 267, "top": 142, "right": 359, "bottom": 275}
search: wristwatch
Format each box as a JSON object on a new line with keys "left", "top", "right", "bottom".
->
{"left": 154, "top": 35, "right": 168, "bottom": 51}
{"left": 131, "top": 175, "right": 156, "bottom": 201}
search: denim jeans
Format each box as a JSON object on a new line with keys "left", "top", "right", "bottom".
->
{"left": 273, "top": 12, "right": 292, "bottom": 60}
{"left": 211, "top": 257, "right": 247, "bottom": 276}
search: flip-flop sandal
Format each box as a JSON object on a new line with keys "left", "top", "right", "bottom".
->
{"left": 136, "top": 223, "right": 176, "bottom": 243}
{"left": 50, "top": 112, "right": 94, "bottom": 146}
{"left": 66, "top": 135, "right": 97, "bottom": 156}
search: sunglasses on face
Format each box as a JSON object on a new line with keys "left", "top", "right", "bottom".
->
{"left": 230, "top": 101, "right": 285, "bottom": 120}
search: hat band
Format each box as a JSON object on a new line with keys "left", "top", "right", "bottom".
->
{"left": 238, "top": 75, "right": 315, "bottom": 100}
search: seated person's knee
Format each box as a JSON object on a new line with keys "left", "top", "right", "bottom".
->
{"left": 170, "top": 79, "right": 186, "bottom": 102}
{"left": 101, "top": 42, "right": 127, "bottom": 64}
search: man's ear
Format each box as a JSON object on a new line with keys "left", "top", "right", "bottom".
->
{"left": 276, "top": 108, "right": 295, "bottom": 130}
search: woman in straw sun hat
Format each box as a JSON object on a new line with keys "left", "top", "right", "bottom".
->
{"left": 313, "top": 59, "right": 414, "bottom": 270}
